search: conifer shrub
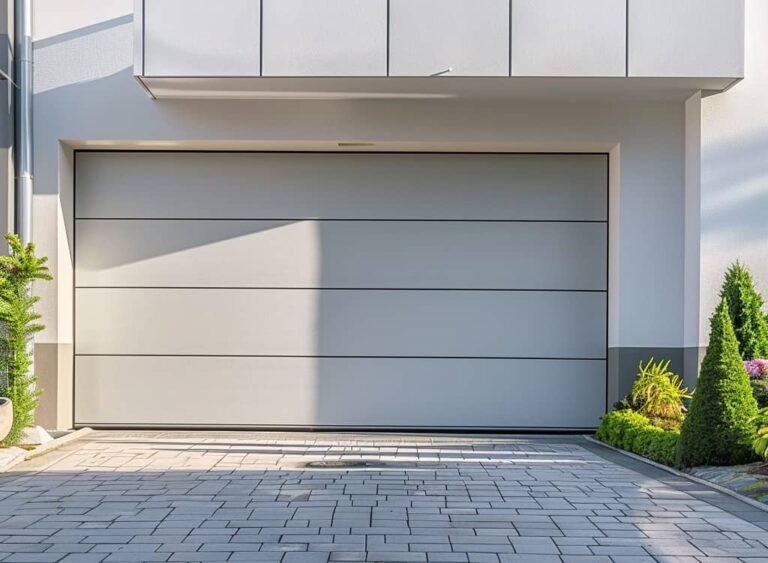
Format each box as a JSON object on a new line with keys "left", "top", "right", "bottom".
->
{"left": 720, "top": 262, "right": 768, "bottom": 360}
{"left": 0, "top": 235, "right": 52, "bottom": 446}
{"left": 677, "top": 298, "right": 759, "bottom": 467}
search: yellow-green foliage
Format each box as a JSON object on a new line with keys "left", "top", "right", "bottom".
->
{"left": 630, "top": 358, "right": 690, "bottom": 426}
{"left": 753, "top": 408, "right": 768, "bottom": 461}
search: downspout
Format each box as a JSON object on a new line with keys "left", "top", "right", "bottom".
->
{"left": 14, "top": 0, "right": 32, "bottom": 244}
{"left": 11, "top": 0, "right": 36, "bottom": 438}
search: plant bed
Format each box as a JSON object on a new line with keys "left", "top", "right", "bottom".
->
{"left": 595, "top": 357, "right": 686, "bottom": 467}
{"left": 594, "top": 262, "right": 768, "bottom": 508}
{"left": 688, "top": 463, "right": 768, "bottom": 504}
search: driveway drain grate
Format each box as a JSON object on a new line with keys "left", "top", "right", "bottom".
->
{"left": 304, "top": 460, "right": 379, "bottom": 469}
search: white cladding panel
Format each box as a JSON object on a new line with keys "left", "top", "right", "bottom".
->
{"left": 389, "top": 0, "right": 509, "bottom": 76}
{"left": 262, "top": 0, "right": 387, "bottom": 76}
{"left": 511, "top": 0, "right": 626, "bottom": 77}
{"left": 144, "top": 0, "right": 260, "bottom": 77}
{"left": 628, "top": 0, "right": 744, "bottom": 78}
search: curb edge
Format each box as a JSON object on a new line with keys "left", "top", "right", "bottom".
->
{"left": 584, "top": 434, "right": 768, "bottom": 514}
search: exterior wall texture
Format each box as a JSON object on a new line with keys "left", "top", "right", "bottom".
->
{"left": 21, "top": 0, "right": 758, "bottom": 428}
{"left": 700, "top": 0, "right": 768, "bottom": 347}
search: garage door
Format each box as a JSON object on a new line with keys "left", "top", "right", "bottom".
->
{"left": 74, "top": 151, "right": 608, "bottom": 429}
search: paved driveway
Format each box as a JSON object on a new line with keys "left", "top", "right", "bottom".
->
{"left": 0, "top": 432, "right": 767, "bottom": 562}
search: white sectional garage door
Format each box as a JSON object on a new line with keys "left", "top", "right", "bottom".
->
{"left": 74, "top": 151, "right": 608, "bottom": 429}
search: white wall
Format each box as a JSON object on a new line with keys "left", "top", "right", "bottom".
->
{"left": 700, "top": 0, "right": 768, "bottom": 344}
{"left": 29, "top": 0, "right": 696, "bottom": 425}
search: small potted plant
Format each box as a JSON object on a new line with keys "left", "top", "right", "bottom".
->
{"left": 0, "top": 398, "right": 11, "bottom": 444}
{"left": 0, "top": 369, "right": 11, "bottom": 443}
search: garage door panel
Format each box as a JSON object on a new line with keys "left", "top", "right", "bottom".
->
{"left": 76, "top": 219, "right": 608, "bottom": 290}
{"left": 74, "top": 151, "right": 608, "bottom": 429}
{"left": 75, "top": 356, "right": 606, "bottom": 428}
{"left": 75, "top": 152, "right": 608, "bottom": 221}
{"left": 75, "top": 288, "right": 606, "bottom": 358}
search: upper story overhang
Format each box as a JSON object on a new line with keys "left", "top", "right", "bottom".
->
{"left": 134, "top": 0, "right": 745, "bottom": 101}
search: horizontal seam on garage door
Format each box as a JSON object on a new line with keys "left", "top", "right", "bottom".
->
{"left": 74, "top": 354, "right": 608, "bottom": 360}
{"left": 74, "top": 217, "right": 608, "bottom": 223}
{"left": 76, "top": 150, "right": 611, "bottom": 155}
{"left": 75, "top": 286, "right": 608, "bottom": 292}
{"left": 73, "top": 423, "right": 598, "bottom": 431}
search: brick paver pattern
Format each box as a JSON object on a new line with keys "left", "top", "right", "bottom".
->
{"left": 0, "top": 432, "right": 767, "bottom": 562}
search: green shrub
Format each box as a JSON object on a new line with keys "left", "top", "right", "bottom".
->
{"left": 752, "top": 379, "right": 768, "bottom": 409}
{"left": 0, "top": 235, "right": 52, "bottom": 446}
{"left": 630, "top": 426, "right": 679, "bottom": 466}
{"left": 629, "top": 358, "right": 690, "bottom": 428}
{"left": 720, "top": 262, "right": 768, "bottom": 360}
{"left": 677, "top": 297, "right": 760, "bottom": 467}
{"left": 596, "top": 410, "right": 680, "bottom": 466}
{"left": 753, "top": 408, "right": 768, "bottom": 461}
{"left": 596, "top": 409, "right": 650, "bottom": 449}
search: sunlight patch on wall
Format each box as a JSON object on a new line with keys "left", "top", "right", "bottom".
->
{"left": 34, "top": 21, "right": 132, "bottom": 94}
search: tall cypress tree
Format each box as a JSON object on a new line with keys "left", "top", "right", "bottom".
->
{"left": 677, "top": 297, "right": 759, "bottom": 467}
{"left": 720, "top": 262, "right": 768, "bottom": 360}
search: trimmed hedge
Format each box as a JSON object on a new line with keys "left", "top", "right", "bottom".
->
{"left": 596, "top": 410, "right": 679, "bottom": 467}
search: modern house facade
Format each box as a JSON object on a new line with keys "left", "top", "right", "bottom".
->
{"left": 3, "top": 0, "right": 764, "bottom": 431}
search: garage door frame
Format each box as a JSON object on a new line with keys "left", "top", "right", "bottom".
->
{"left": 72, "top": 149, "right": 610, "bottom": 431}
